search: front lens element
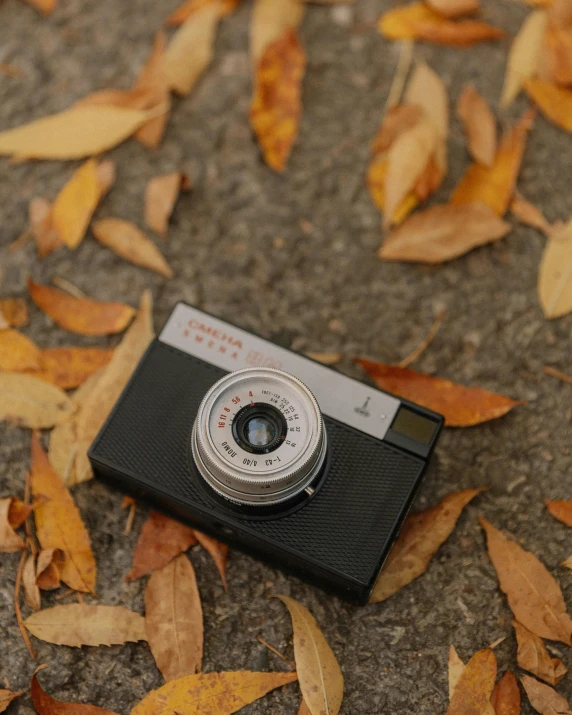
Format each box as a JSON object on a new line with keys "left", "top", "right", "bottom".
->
{"left": 246, "top": 417, "right": 275, "bottom": 446}
{"left": 232, "top": 402, "right": 287, "bottom": 454}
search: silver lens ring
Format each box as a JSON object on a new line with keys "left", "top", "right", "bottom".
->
{"left": 192, "top": 367, "right": 327, "bottom": 506}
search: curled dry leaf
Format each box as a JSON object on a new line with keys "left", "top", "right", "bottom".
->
{"left": 145, "top": 554, "right": 203, "bottom": 681}
{"left": 480, "top": 518, "right": 572, "bottom": 645}
{"left": 92, "top": 218, "right": 173, "bottom": 277}
{"left": 36, "top": 548, "right": 65, "bottom": 590}
{"left": 31, "top": 669, "right": 120, "bottom": 715}
{"left": 29, "top": 198, "right": 61, "bottom": 259}
{"left": 510, "top": 194, "right": 554, "bottom": 236}
{"left": 52, "top": 159, "right": 100, "bottom": 249}
{"left": 30, "top": 346, "right": 114, "bottom": 390}
{"left": 31, "top": 433, "right": 96, "bottom": 593}
{"left": 126, "top": 511, "right": 197, "bottom": 581}
{"left": 131, "top": 671, "right": 298, "bottom": 715}
{"left": 491, "top": 671, "right": 521, "bottom": 715}
{"left": 545, "top": 500, "right": 572, "bottom": 526}
{"left": 8, "top": 498, "right": 36, "bottom": 529}
{"left": 446, "top": 649, "right": 497, "bottom": 715}
{"left": 379, "top": 202, "right": 511, "bottom": 264}
{"left": 457, "top": 84, "right": 497, "bottom": 167}
{"left": 356, "top": 359, "right": 524, "bottom": 427}
{"left": 144, "top": 172, "right": 189, "bottom": 238}
{"left": 525, "top": 80, "right": 572, "bottom": 132}
{"left": 426, "top": 0, "right": 479, "bottom": 18}
{"left": 28, "top": 279, "right": 135, "bottom": 336}
{"left": 0, "top": 106, "right": 151, "bottom": 159}
{"left": 521, "top": 675, "right": 572, "bottom": 715}
{"left": 0, "top": 329, "right": 42, "bottom": 372}
{"left": 194, "top": 530, "right": 229, "bottom": 590}
{"left": 501, "top": 10, "right": 548, "bottom": 107}
{"left": 0, "top": 373, "right": 74, "bottom": 429}
{"left": 22, "top": 554, "right": 41, "bottom": 611}
{"left": 538, "top": 220, "right": 572, "bottom": 318}
{"left": 0, "top": 298, "right": 28, "bottom": 328}
{"left": 448, "top": 646, "right": 465, "bottom": 700}
{"left": 250, "top": 0, "right": 305, "bottom": 66}
{"left": 0, "top": 690, "right": 22, "bottom": 714}
{"left": 513, "top": 620, "right": 567, "bottom": 686}
{"left": 370, "top": 488, "right": 485, "bottom": 603}
{"left": 0, "top": 498, "right": 26, "bottom": 552}
{"left": 25, "top": 604, "right": 147, "bottom": 647}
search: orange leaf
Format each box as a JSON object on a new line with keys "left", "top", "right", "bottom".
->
{"left": 370, "top": 488, "right": 485, "bottom": 602}
{"left": 166, "top": 0, "right": 239, "bottom": 27}
{"left": 0, "top": 298, "right": 28, "bottom": 328}
{"left": 28, "top": 279, "right": 135, "bottom": 336}
{"left": 355, "top": 359, "right": 524, "bottom": 427}
{"left": 513, "top": 620, "right": 567, "bottom": 686}
{"left": 8, "top": 499, "right": 35, "bottom": 529}
{"left": 194, "top": 529, "right": 229, "bottom": 590}
{"left": 480, "top": 518, "right": 572, "bottom": 645}
{"left": 31, "top": 433, "right": 96, "bottom": 593}
{"left": 250, "top": 28, "right": 306, "bottom": 171}
{"left": 250, "top": 0, "right": 305, "bottom": 65}
{"left": 144, "top": 172, "right": 190, "bottom": 238}
{"left": 30, "top": 347, "right": 114, "bottom": 390}
{"left": 36, "top": 548, "right": 65, "bottom": 590}
{"left": 446, "top": 649, "right": 497, "bottom": 715}
{"left": 457, "top": 84, "right": 497, "bottom": 166}
{"left": 132, "top": 32, "right": 171, "bottom": 149}
{"left": 0, "top": 329, "right": 42, "bottom": 372}
{"left": 545, "top": 500, "right": 572, "bottom": 526}
{"left": 51, "top": 159, "right": 100, "bottom": 249}
{"left": 543, "top": 22, "right": 572, "bottom": 86}
{"left": 0, "top": 690, "right": 23, "bottom": 714}
{"left": 525, "top": 79, "right": 572, "bottom": 131}
{"left": 0, "top": 498, "right": 26, "bottom": 553}
{"left": 426, "top": 0, "right": 479, "bottom": 18}
{"left": 521, "top": 674, "right": 572, "bottom": 715}
{"left": 31, "top": 669, "right": 119, "bottom": 715}
{"left": 491, "top": 672, "right": 521, "bottom": 715}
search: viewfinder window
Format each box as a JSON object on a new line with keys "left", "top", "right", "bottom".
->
{"left": 391, "top": 407, "right": 437, "bottom": 445}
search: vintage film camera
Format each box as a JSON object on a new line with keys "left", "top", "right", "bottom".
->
{"left": 89, "top": 303, "right": 444, "bottom": 604}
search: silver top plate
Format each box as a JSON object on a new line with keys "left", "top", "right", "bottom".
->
{"left": 159, "top": 303, "right": 400, "bottom": 441}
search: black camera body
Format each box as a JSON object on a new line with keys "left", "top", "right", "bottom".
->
{"left": 89, "top": 303, "right": 444, "bottom": 604}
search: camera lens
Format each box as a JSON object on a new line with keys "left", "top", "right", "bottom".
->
{"left": 192, "top": 367, "right": 327, "bottom": 506}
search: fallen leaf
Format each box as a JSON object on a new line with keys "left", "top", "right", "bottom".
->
{"left": 250, "top": 0, "right": 305, "bottom": 65}
{"left": 426, "top": 0, "right": 479, "bottom": 18}
{"left": 145, "top": 172, "right": 189, "bottom": 238}
{"left": 131, "top": 671, "right": 298, "bottom": 715}
{"left": 0, "top": 105, "right": 152, "bottom": 159}
{"left": 275, "top": 595, "right": 343, "bottom": 715}
{"left": 355, "top": 359, "right": 523, "bottom": 427}
{"left": 30, "top": 347, "right": 114, "bottom": 390}
{"left": 457, "top": 84, "right": 497, "bottom": 167}
{"left": 0, "top": 690, "right": 22, "bottom": 714}
{"left": 22, "top": 0, "right": 55, "bottom": 14}
{"left": 96, "top": 160, "right": 116, "bottom": 198}
{"left": 371, "top": 104, "right": 424, "bottom": 156}
{"left": 521, "top": 675, "right": 572, "bottom": 715}
{"left": 451, "top": 110, "right": 534, "bottom": 216}
{"left": 29, "top": 198, "right": 61, "bottom": 258}
{"left": 36, "top": 548, "right": 64, "bottom": 590}
{"left": 510, "top": 194, "right": 554, "bottom": 236}
{"left": 525, "top": 79, "right": 572, "bottom": 131}
{"left": 367, "top": 155, "right": 420, "bottom": 224}
{"left": 297, "top": 701, "right": 312, "bottom": 715}
{"left": 28, "top": 279, "right": 135, "bottom": 336}
{"left": 194, "top": 530, "right": 229, "bottom": 590}
{"left": 0, "top": 330, "right": 42, "bottom": 372}
{"left": 379, "top": 202, "right": 511, "bottom": 264}
{"left": 52, "top": 159, "right": 101, "bottom": 249}
{"left": 0, "top": 498, "right": 26, "bottom": 552}
{"left": 25, "top": 604, "right": 146, "bottom": 646}
{"left": 379, "top": 2, "right": 505, "bottom": 45}
{"left": 563, "top": 556, "right": 572, "bottom": 570}
{"left": 449, "top": 645, "right": 465, "bottom": 699}
{"left": 133, "top": 32, "right": 171, "bottom": 149}
{"left": 8, "top": 499, "right": 35, "bottom": 529}
{"left": 542, "top": 5, "right": 572, "bottom": 86}
{"left": 370, "top": 488, "right": 485, "bottom": 602}
{"left": 305, "top": 352, "right": 342, "bottom": 365}
{"left": 514, "top": 620, "right": 567, "bottom": 685}
{"left": 126, "top": 511, "right": 197, "bottom": 581}
{"left": 501, "top": 10, "right": 548, "bottom": 106}
{"left": 480, "top": 518, "right": 572, "bottom": 645}
{"left": 446, "top": 649, "right": 497, "bottom": 715}
{"left": 491, "top": 671, "right": 521, "bottom": 715}
{"left": 145, "top": 554, "right": 203, "bottom": 681}
{"left": 91, "top": 218, "right": 173, "bottom": 277}
{"left": 0, "top": 298, "right": 28, "bottom": 328}
{"left": 31, "top": 433, "right": 96, "bottom": 593}
{"left": 538, "top": 220, "right": 572, "bottom": 318}
{"left": 31, "top": 669, "right": 120, "bottom": 715}
{"left": 23, "top": 554, "right": 41, "bottom": 611}
{"left": 545, "top": 500, "right": 572, "bottom": 527}
{"left": 166, "top": 0, "right": 222, "bottom": 27}
{"left": 0, "top": 373, "right": 74, "bottom": 429}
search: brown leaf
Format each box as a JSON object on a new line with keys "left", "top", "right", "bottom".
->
{"left": 449, "top": 645, "right": 465, "bottom": 699}
{"left": 131, "top": 671, "right": 298, "bottom": 715}
{"left": 144, "top": 172, "right": 189, "bottom": 238}
{"left": 510, "top": 194, "right": 554, "bottom": 236}
{"left": 126, "top": 511, "right": 197, "bottom": 581}
{"left": 145, "top": 554, "right": 203, "bottom": 681}
{"left": 501, "top": 10, "right": 548, "bottom": 106}
{"left": 23, "top": 554, "right": 41, "bottom": 611}
{"left": 0, "top": 329, "right": 42, "bottom": 372}
{"left": 0, "top": 690, "right": 23, "bottom": 714}
{"left": 426, "top": 0, "right": 479, "bottom": 18}
{"left": 370, "top": 488, "right": 485, "bottom": 602}
{"left": 251, "top": 0, "right": 305, "bottom": 66}
{"left": 379, "top": 202, "right": 511, "bottom": 264}
{"left": 457, "top": 84, "right": 496, "bottom": 167}
{"left": 8, "top": 499, "right": 35, "bottom": 529}
{"left": 355, "top": 359, "right": 524, "bottom": 427}
{"left": 491, "top": 672, "right": 521, "bottom": 715}
{"left": 28, "top": 279, "right": 135, "bottom": 336}
{"left": 194, "top": 530, "right": 229, "bottom": 590}
{"left": 0, "top": 298, "right": 28, "bottom": 328}
{"left": 29, "top": 198, "right": 61, "bottom": 259}
{"left": 31, "top": 669, "right": 120, "bottom": 715}
{"left": 36, "top": 548, "right": 64, "bottom": 590}
{"left": 0, "top": 373, "right": 74, "bottom": 429}
{"left": 545, "top": 500, "right": 572, "bottom": 527}
{"left": 30, "top": 347, "right": 114, "bottom": 390}
{"left": 514, "top": 620, "right": 567, "bottom": 685}
{"left": 0, "top": 498, "right": 26, "bottom": 552}
{"left": 446, "top": 649, "right": 497, "bottom": 715}
{"left": 25, "top": 604, "right": 147, "bottom": 647}
{"left": 525, "top": 79, "right": 572, "bottom": 131}
{"left": 521, "top": 675, "right": 572, "bottom": 715}
{"left": 538, "top": 220, "right": 572, "bottom": 318}
{"left": 297, "top": 701, "right": 312, "bottom": 715}
{"left": 275, "top": 595, "right": 343, "bottom": 715}
{"left": 250, "top": 28, "right": 306, "bottom": 172}
{"left": 31, "top": 433, "right": 96, "bottom": 593}
{"left": 91, "top": 218, "right": 173, "bottom": 277}
{"left": 52, "top": 159, "right": 101, "bottom": 249}
{"left": 480, "top": 518, "right": 572, "bottom": 645}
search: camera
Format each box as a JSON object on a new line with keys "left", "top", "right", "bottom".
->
{"left": 89, "top": 303, "right": 444, "bottom": 604}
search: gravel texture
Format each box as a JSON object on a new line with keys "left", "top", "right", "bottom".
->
{"left": 1, "top": 0, "right": 571, "bottom": 713}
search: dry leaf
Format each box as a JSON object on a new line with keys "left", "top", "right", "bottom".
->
{"left": 74, "top": 291, "right": 154, "bottom": 484}
{"left": 8, "top": 498, "right": 35, "bottom": 529}
{"left": 0, "top": 373, "right": 74, "bottom": 429}
{"left": 131, "top": 671, "right": 298, "bottom": 715}
{"left": 194, "top": 530, "right": 229, "bottom": 590}
{"left": 449, "top": 646, "right": 465, "bottom": 699}
{"left": 513, "top": 620, "right": 567, "bottom": 685}
{"left": 0, "top": 298, "right": 28, "bottom": 328}
{"left": 126, "top": 511, "right": 197, "bottom": 581}
{"left": 29, "top": 198, "right": 61, "bottom": 259}
{"left": 0, "top": 329, "right": 42, "bottom": 372}
{"left": 22, "top": 0, "right": 55, "bottom": 13}
{"left": 36, "top": 548, "right": 65, "bottom": 590}
{"left": 525, "top": 80, "right": 572, "bottom": 131}
{"left": 563, "top": 556, "right": 572, "bottom": 570}
{"left": 251, "top": 0, "right": 305, "bottom": 65}
{"left": 371, "top": 104, "right": 424, "bottom": 156}
{"left": 446, "top": 649, "right": 497, "bottom": 715}
{"left": 480, "top": 518, "right": 572, "bottom": 645}
{"left": 538, "top": 220, "right": 572, "bottom": 318}
{"left": 355, "top": 359, "right": 523, "bottom": 427}
{"left": 501, "top": 10, "right": 548, "bottom": 106}
{"left": 30, "top": 347, "right": 114, "bottom": 390}
{"left": 451, "top": 110, "right": 534, "bottom": 216}
{"left": 31, "top": 433, "right": 96, "bottom": 593}
{"left": 52, "top": 159, "right": 101, "bottom": 249}
{"left": 510, "top": 194, "right": 554, "bottom": 236}
{"left": 0, "top": 691, "right": 22, "bottom": 714}
{"left": 426, "top": 0, "right": 479, "bottom": 18}
{"left": 305, "top": 352, "right": 342, "bottom": 365}
{"left": 145, "top": 554, "right": 203, "bottom": 681}
{"left": 457, "top": 85, "right": 497, "bottom": 167}
{"left": 25, "top": 604, "right": 147, "bottom": 647}
{"left": 379, "top": 202, "right": 511, "bottom": 264}
{"left": 379, "top": 2, "right": 505, "bottom": 45}
{"left": 545, "top": 500, "right": 572, "bottom": 526}
{"left": 521, "top": 675, "right": 572, "bottom": 715}
{"left": 92, "top": 218, "right": 173, "bottom": 277}
{"left": 28, "top": 279, "right": 135, "bottom": 336}
{"left": 370, "top": 488, "right": 485, "bottom": 602}
{"left": 31, "top": 669, "right": 120, "bottom": 715}
{"left": 0, "top": 498, "right": 26, "bottom": 552}
{"left": 144, "top": 172, "right": 189, "bottom": 238}
{"left": 275, "top": 595, "right": 343, "bottom": 715}
{"left": 0, "top": 106, "right": 151, "bottom": 159}
{"left": 491, "top": 671, "right": 521, "bottom": 715}
{"left": 23, "top": 554, "right": 41, "bottom": 611}
{"left": 133, "top": 32, "right": 171, "bottom": 149}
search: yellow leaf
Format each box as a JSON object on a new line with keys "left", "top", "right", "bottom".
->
{"left": 513, "top": 620, "right": 567, "bottom": 686}
{"left": 457, "top": 84, "right": 497, "bottom": 167}
{"left": 367, "top": 155, "right": 420, "bottom": 224}
{"left": 51, "top": 159, "right": 100, "bottom": 249}
{"left": 521, "top": 674, "right": 572, "bottom": 715}
{"left": 275, "top": 595, "right": 344, "bottom": 715}
{"left": 0, "top": 298, "right": 28, "bottom": 328}
{"left": 305, "top": 352, "right": 342, "bottom": 365}
{"left": 501, "top": 10, "right": 548, "bottom": 106}
{"left": 538, "top": 221, "right": 572, "bottom": 318}
{"left": 0, "top": 329, "right": 42, "bottom": 372}
{"left": 525, "top": 79, "right": 572, "bottom": 132}
{"left": 250, "top": 0, "right": 305, "bottom": 65}
{"left": 448, "top": 646, "right": 465, "bottom": 700}
{"left": 0, "top": 373, "right": 74, "bottom": 429}
{"left": 426, "top": 0, "right": 479, "bottom": 18}
{"left": 30, "top": 346, "right": 114, "bottom": 390}
{"left": 144, "top": 172, "right": 189, "bottom": 238}
{"left": 446, "top": 649, "right": 497, "bottom": 715}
